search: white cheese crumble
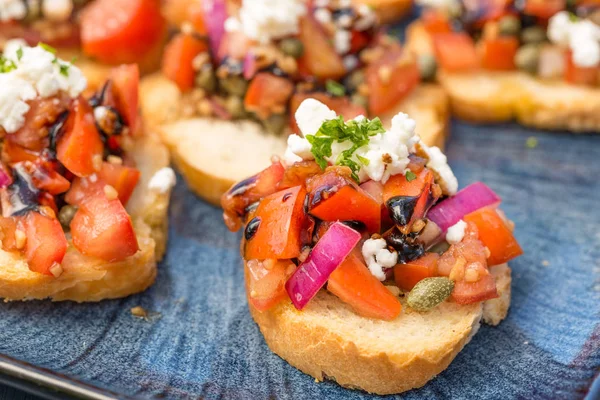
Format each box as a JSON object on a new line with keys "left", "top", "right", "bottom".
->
{"left": 0, "top": 40, "right": 86, "bottom": 133}
{"left": 0, "top": 0, "right": 26, "bottom": 22}
{"left": 224, "top": 0, "right": 306, "bottom": 44}
{"left": 286, "top": 99, "right": 420, "bottom": 184}
{"left": 419, "top": 142, "right": 458, "bottom": 195}
{"left": 362, "top": 238, "right": 398, "bottom": 281}
{"left": 333, "top": 29, "right": 352, "bottom": 54}
{"left": 446, "top": 219, "right": 467, "bottom": 245}
{"left": 42, "top": 0, "right": 74, "bottom": 22}
{"left": 355, "top": 4, "right": 377, "bottom": 31}
{"left": 148, "top": 167, "right": 177, "bottom": 193}
{"left": 314, "top": 7, "right": 332, "bottom": 24}
{"left": 548, "top": 11, "right": 600, "bottom": 68}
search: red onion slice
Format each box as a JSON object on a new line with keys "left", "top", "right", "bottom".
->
{"left": 285, "top": 222, "right": 361, "bottom": 310}
{"left": 427, "top": 182, "right": 501, "bottom": 233}
{"left": 0, "top": 166, "right": 11, "bottom": 189}
{"left": 203, "top": 0, "right": 227, "bottom": 59}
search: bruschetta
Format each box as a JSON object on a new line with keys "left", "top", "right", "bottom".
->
{"left": 221, "top": 98, "right": 522, "bottom": 394}
{"left": 0, "top": 41, "right": 175, "bottom": 301}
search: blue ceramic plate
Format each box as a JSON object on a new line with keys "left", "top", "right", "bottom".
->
{"left": 0, "top": 120, "right": 598, "bottom": 400}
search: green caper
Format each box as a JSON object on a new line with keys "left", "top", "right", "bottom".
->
{"left": 220, "top": 75, "right": 248, "bottom": 96}
{"left": 407, "top": 277, "right": 454, "bottom": 311}
{"left": 417, "top": 54, "right": 438, "bottom": 82}
{"left": 263, "top": 113, "right": 287, "bottom": 135}
{"left": 345, "top": 70, "right": 366, "bottom": 92}
{"left": 58, "top": 205, "right": 78, "bottom": 230}
{"left": 521, "top": 26, "right": 546, "bottom": 44}
{"left": 224, "top": 95, "right": 246, "bottom": 118}
{"left": 350, "top": 94, "right": 368, "bottom": 110}
{"left": 498, "top": 15, "right": 521, "bottom": 36}
{"left": 195, "top": 65, "right": 217, "bottom": 93}
{"left": 279, "top": 38, "right": 304, "bottom": 59}
{"left": 514, "top": 44, "right": 540, "bottom": 74}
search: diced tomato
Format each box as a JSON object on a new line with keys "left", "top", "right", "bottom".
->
{"left": 452, "top": 271, "right": 498, "bottom": 305}
{"left": 463, "top": 207, "right": 522, "bottom": 266}
{"left": 382, "top": 168, "right": 438, "bottom": 232}
{"left": 0, "top": 217, "right": 18, "bottom": 252}
{"left": 244, "top": 73, "right": 295, "bottom": 120}
{"left": 565, "top": 51, "right": 598, "bottom": 86}
{"left": 366, "top": 49, "right": 420, "bottom": 115}
{"left": 244, "top": 186, "right": 308, "bottom": 260}
{"left": 433, "top": 33, "right": 479, "bottom": 72}
{"left": 328, "top": 251, "right": 402, "bottom": 320}
{"left": 21, "top": 212, "right": 67, "bottom": 275}
{"left": 218, "top": 31, "right": 251, "bottom": 61}
{"left": 422, "top": 10, "right": 452, "bottom": 35}
{"left": 109, "top": 64, "right": 140, "bottom": 133}
{"left": 289, "top": 92, "right": 366, "bottom": 134}
{"left": 38, "top": 192, "right": 59, "bottom": 216}
{"left": 57, "top": 97, "right": 104, "bottom": 178}
{"left": 70, "top": 193, "right": 139, "bottom": 262}
{"left": 221, "top": 161, "right": 285, "bottom": 231}
{"left": 480, "top": 37, "right": 519, "bottom": 71}
{"left": 298, "top": 17, "right": 346, "bottom": 81}
{"left": 523, "top": 0, "right": 565, "bottom": 20}
{"left": 2, "top": 142, "right": 39, "bottom": 164}
{"left": 307, "top": 168, "right": 381, "bottom": 233}
{"left": 394, "top": 252, "right": 439, "bottom": 291}
{"left": 245, "top": 259, "right": 295, "bottom": 312}
{"left": 162, "top": 33, "right": 209, "bottom": 92}
{"left": 81, "top": 0, "right": 166, "bottom": 65}
{"left": 25, "top": 161, "right": 71, "bottom": 195}
{"left": 350, "top": 31, "right": 371, "bottom": 53}
{"left": 66, "top": 162, "right": 140, "bottom": 206}
{"left": 360, "top": 180, "right": 395, "bottom": 230}
{"left": 279, "top": 161, "right": 322, "bottom": 189}
{"left": 163, "top": 0, "right": 207, "bottom": 35}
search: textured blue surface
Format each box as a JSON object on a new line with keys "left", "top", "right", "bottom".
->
{"left": 0, "top": 120, "right": 598, "bottom": 400}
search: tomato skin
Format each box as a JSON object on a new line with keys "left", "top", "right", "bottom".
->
{"left": 57, "top": 97, "right": 104, "bottom": 178}
{"left": 22, "top": 212, "right": 68, "bottom": 275}
{"left": 25, "top": 160, "right": 71, "bottom": 195}
{"left": 422, "top": 10, "right": 452, "bottom": 35}
{"left": 279, "top": 161, "right": 322, "bottom": 189}
{"left": 2, "top": 142, "right": 39, "bottom": 164}
{"left": 245, "top": 259, "right": 295, "bottom": 312}
{"left": 289, "top": 92, "right": 366, "bottom": 134}
{"left": 162, "top": 33, "right": 209, "bottom": 92}
{"left": 81, "top": 0, "right": 166, "bottom": 65}
{"left": 394, "top": 252, "right": 439, "bottom": 291}
{"left": 328, "top": 251, "right": 402, "bottom": 321}
{"left": 463, "top": 207, "right": 522, "bottom": 266}
{"left": 66, "top": 162, "right": 141, "bottom": 206}
{"left": 70, "top": 194, "right": 139, "bottom": 262}
{"left": 565, "top": 51, "right": 598, "bottom": 86}
{"left": 163, "top": 0, "right": 207, "bottom": 35}
{"left": 244, "top": 73, "right": 295, "bottom": 120}
{"left": 433, "top": 33, "right": 479, "bottom": 72}
{"left": 452, "top": 272, "right": 498, "bottom": 305}
{"left": 366, "top": 50, "right": 420, "bottom": 115}
{"left": 307, "top": 168, "right": 381, "bottom": 233}
{"left": 109, "top": 64, "right": 140, "bottom": 133}
{"left": 244, "top": 186, "right": 308, "bottom": 260}
{"left": 524, "top": 0, "right": 565, "bottom": 20}
{"left": 480, "top": 37, "right": 519, "bottom": 71}
{"left": 298, "top": 17, "right": 346, "bottom": 81}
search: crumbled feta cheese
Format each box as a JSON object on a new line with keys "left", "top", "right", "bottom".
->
{"left": 362, "top": 238, "right": 398, "bottom": 281}
{"left": 42, "top": 0, "right": 73, "bottom": 22}
{"left": 0, "top": 0, "right": 26, "bottom": 22}
{"left": 148, "top": 167, "right": 177, "bottom": 193}
{"left": 314, "top": 7, "right": 332, "bottom": 24}
{"left": 548, "top": 11, "right": 600, "bottom": 68}
{"left": 294, "top": 98, "right": 337, "bottom": 136}
{"left": 343, "top": 55, "right": 359, "bottom": 71}
{"left": 420, "top": 142, "right": 458, "bottom": 195}
{"left": 354, "top": 5, "right": 377, "bottom": 31}
{"left": 334, "top": 29, "right": 352, "bottom": 54}
{"left": 282, "top": 134, "right": 313, "bottom": 166}
{"left": 0, "top": 41, "right": 87, "bottom": 133}
{"left": 446, "top": 219, "right": 467, "bottom": 245}
{"left": 336, "top": 14, "right": 353, "bottom": 29}
{"left": 225, "top": 0, "right": 306, "bottom": 44}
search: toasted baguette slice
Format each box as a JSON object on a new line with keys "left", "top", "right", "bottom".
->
{"left": 249, "top": 263, "right": 511, "bottom": 395}
{"left": 353, "top": 0, "right": 413, "bottom": 24}
{"left": 139, "top": 73, "right": 449, "bottom": 206}
{"left": 406, "top": 21, "right": 600, "bottom": 132}
{"left": 0, "top": 134, "right": 173, "bottom": 302}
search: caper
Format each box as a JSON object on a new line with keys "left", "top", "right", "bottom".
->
{"left": 521, "top": 26, "right": 546, "bottom": 44}
{"left": 220, "top": 75, "right": 248, "bottom": 96}
{"left": 351, "top": 94, "right": 368, "bottom": 110}
{"left": 514, "top": 44, "right": 540, "bottom": 74}
{"left": 407, "top": 277, "right": 454, "bottom": 311}
{"left": 498, "top": 15, "right": 521, "bottom": 36}
{"left": 345, "top": 70, "right": 366, "bottom": 92}
{"left": 279, "top": 38, "right": 304, "bottom": 59}
{"left": 263, "top": 113, "right": 287, "bottom": 135}
{"left": 58, "top": 205, "right": 78, "bottom": 230}
{"left": 195, "top": 65, "right": 217, "bottom": 93}
{"left": 224, "top": 95, "right": 246, "bottom": 118}
{"left": 417, "top": 54, "right": 438, "bottom": 82}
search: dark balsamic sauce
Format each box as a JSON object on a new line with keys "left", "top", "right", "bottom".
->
{"left": 244, "top": 217, "right": 261, "bottom": 241}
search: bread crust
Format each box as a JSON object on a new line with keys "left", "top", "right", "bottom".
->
{"left": 0, "top": 134, "right": 172, "bottom": 302}
{"left": 140, "top": 74, "right": 449, "bottom": 206}
{"left": 248, "top": 263, "right": 511, "bottom": 395}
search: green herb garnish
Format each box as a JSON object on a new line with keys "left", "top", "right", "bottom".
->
{"left": 325, "top": 79, "right": 346, "bottom": 97}
{"left": 0, "top": 56, "right": 17, "bottom": 73}
{"left": 405, "top": 170, "right": 417, "bottom": 182}
{"left": 357, "top": 154, "right": 370, "bottom": 166}
{"left": 59, "top": 63, "right": 70, "bottom": 77}
{"left": 16, "top": 47, "right": 23, "bottom": 61}
{"left": 525, "top": 136, "right": 538, "bottom": 149}
{"left": 306, "top": 116, "right": 385, "bottom": 182}
{"left": 38, "top": 42, "right": 57, "bottom": 54}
